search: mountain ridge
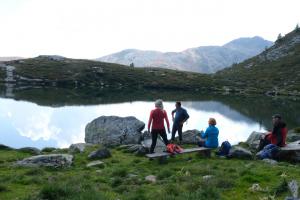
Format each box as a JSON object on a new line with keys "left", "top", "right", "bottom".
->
{"left": 97, "top": 36, "right": 273, "bottom": 73}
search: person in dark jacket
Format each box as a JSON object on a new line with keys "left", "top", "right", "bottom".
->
{"left": 171, "top": 102, "right": 189, "bottom": 144}
{"left": 198, "top": 118, "right": 219, "bottom": 148}
{"left": 148, "top": 99, "right": 170, "bottom": 153}
{"left": 258, "top": 114, "right": 288, "bottom": 151}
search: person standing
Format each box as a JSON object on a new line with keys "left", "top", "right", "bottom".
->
{"left": 148, "top": 99, "right": 170, "bottom": 153}
{"left": 171, "top": 101, "right": 189, "bottom": 144}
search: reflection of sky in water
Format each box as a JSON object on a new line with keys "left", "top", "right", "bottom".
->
{"left": 0, "top": 98, "right": 266, "bottom": 148}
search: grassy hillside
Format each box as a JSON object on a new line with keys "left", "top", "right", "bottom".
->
{"left": 1, "top": 56, "right": 215, "bottom": 91}
{"left": 1, "top": 145, "right": 299, "bottom": 200}
{"left": 216, "top": 30, "right": 300, "bottom": 95}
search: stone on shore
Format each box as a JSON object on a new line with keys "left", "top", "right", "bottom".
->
{"left": 175, "top": 129, "right": 202, "bottom": 144}
{"left": 227, "top": 146, "right": 253, "bottom": 159}
{"left": 85, "top": 116, "right": 145, "bottom": 146}
{"left": 246, "top": 131, "right": 264, "bottom": 150}
{"left": 16, "top": 154, "right": 73, "bottom": 168}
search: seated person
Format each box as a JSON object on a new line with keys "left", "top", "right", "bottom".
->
{"left": 258, "top": 114, "right": 287, "bottom": 151}
{"left": 198, "top": 118, "right": 219, "bottom": 148}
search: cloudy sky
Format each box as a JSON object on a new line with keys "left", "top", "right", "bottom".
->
{"left": 0, "top": 0, "right": 299, "bottom": 59}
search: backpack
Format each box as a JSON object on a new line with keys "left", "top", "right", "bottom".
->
{"left": 216, "top": 141, "right": 231, "bottom": 156}
{"left": 257, "top": 144, "right": 280, "bottom": 159}
{"left": 166, "top": 144, "right": 183, "bottom": 155}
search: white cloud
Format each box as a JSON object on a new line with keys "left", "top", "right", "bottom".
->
{"left": 0, "top": 0, "right": 299, "bottom": 58}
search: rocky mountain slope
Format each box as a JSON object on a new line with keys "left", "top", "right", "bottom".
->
{"left": 216, "top": 28, "right": 300, "bottom": 96}
{"left": 97, "top": 37, "right": 273, "bottom": 73}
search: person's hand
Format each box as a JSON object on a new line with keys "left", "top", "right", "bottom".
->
{"left": 180, "top": 121, "right": 184, "bottom": 125}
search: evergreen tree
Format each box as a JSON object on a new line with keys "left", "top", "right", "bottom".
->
{"left": 276, "top": 33, "right": 283, "bottom": 43}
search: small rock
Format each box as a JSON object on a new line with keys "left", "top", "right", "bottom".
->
{"left": 145, "top": 175, "right": 156, "bottom": 183}
{"left": 96, "top": 170, "right": 102, "bottom": 174}
{"left": 128, "top": 174, "right": 138, "bottom": 178}
{"left": 288, "top": 180, "right": 299, "bottom": 198}
{"left": 69, "top": 143, "right": 93, "bottom": 153}
{"left": 248, "top": 183, "right": 266, "bottom": 192}
{"left": 88, "top": 148, "right": 111, "bottom": 159}
{"left": 86, "top": 160, "right": 104, "bottom": 167}
{"left": 202, "top": 175, "right": 213, "bottom": 181}
{"left": 262, "top": 158, "right": 278, "bottom": 165}
{"left": 18, "top": 147, "right": 41, "bottom": 155}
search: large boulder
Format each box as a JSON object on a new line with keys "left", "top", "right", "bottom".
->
{"left": 246, "top": 131, "right": 264, "bottom": 150}
{"left": 85, "top": 116, "right": 145, "bottom": 146}
{"left": 227, "top": 146, "right": 253, "bottom": 160}
{"left": 141, "top": 131, "right": 166, "bottom": 153}
{"left": 175, "top": 129, "right": 201, "bottom": 144}
{"left": 16, "top": 154, "right": 73, "bottom": 168}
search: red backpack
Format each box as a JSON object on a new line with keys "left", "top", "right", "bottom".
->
{"left": 167, "top": 144, "right": 183, "bottom": 154}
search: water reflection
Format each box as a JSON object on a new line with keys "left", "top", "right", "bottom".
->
{"left": 0, "top": 98, "right": 266, "bottom": 148}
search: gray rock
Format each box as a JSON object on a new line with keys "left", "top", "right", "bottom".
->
{"left": 202, "top": 175, "right": 213, "bottom": 181}
{"left": 287, "top": 130, "right": 300, "bottom": 143}
{"left": 18, "top": 147, "right": 41, "bottom": 155}
{"left": 175, "top": 129, "right": 201, "bottom": 144}
{"left": 289, "top": 180, "right": 299, "bottom": 198}
{"left": 16, "top": 154, "right": 73, "bottom": 168}
{"left": 262, "top": 158, "right": 278, "bottom": 165}
{"left": 69, "top": 143, "right": 93, "bottom": 153}
{"left": 88, "top": 148, "right": 111, "bottom": 159}
{"left": 277, "top": 140, "right": 300, "bottom": 162}
{"left": 85, "top": 116, "right": 145, "bottom": 146}
{"left": 246, "top": 131, "right": 264, "bottom": 150}
{"left": 145, "top": 175, "right": 156, "bottom": 183}
{"left": 227, "top": 146, "right": 253, "bottom": 159}
{"left": 86, "top": 160, "right": 104, "bottom": 167}
{"left": 141, "top": 137, "right": 166, "bottom": 153}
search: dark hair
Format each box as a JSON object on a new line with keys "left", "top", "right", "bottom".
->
{"left": 272, "top": 114, "right": 282, "bottom": 120}
{"left": 176, "top": 101, "right": 181, "bottom": 107}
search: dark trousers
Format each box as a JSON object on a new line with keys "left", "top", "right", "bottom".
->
{"left": 150, "top": 129, "right": 169, "bottom": 153}
{"left": 171, "top": 124, "right": 183, "bottom": 141}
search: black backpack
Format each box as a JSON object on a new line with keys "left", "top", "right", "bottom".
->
{"left": 216, "top": 141, "right": 231, "bottom": 156}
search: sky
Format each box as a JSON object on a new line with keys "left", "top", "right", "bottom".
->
{"left": 0, "top": 0, "right": 299, "bottom": 59}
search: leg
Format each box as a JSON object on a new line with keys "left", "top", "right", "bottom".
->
{"left": 159, "top": 129, "right": 169, "bottom": 146}
{"left": 178, "top": 124, "right": 183, "bottom": 142}
{"left": 171, "top": 125, "right": 178, "bottom": 141}
{"left": 150, "top": 130, "right": 158, "bottom": 153}
{"left": 197, "top": 140, "right": 205, "bottom": 147}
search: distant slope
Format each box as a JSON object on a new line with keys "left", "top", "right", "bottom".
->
{"left": 216, "top": 29, "right": 300, "bottom": 96}
{"left": 97, "top": 37, "right": 273, "bottom": 73}
{"left": 0, "top": 57, "right": 23, "bottom": 62}
{"left": 0, "top": 55, "right": 215, "bottom": 91}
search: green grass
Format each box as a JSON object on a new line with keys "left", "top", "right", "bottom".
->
{"left": 1, "top": 146, "right": 300, "bottom": 200}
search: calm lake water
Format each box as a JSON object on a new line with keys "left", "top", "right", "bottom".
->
{"left": 0, "top": 90, "right": 299, "bottom": 149}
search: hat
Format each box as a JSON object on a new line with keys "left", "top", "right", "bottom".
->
{"left": 272, "top": 114, "right": 282, "bottom": 119}
{"left": 155, "top": 99, "right": 163, "bottom": 109}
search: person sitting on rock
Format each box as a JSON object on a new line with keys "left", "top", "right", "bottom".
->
{"left": 258, "top": 114, "right": 288, "bottom": 151}
{"left": 148, "top": 99, "right": 170, "bottom": 153}
{"left": 197, "top": 118, "right": 219, "bottom": 148}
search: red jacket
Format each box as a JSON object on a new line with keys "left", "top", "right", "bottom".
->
{"left": 148, "top": 108, "right": 170, "bottom": 131}
{"left": 266, "top": 127, "right": 288, "bottom": 147}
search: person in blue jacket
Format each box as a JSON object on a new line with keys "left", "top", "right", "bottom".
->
{"left": 198, "top": 118, "right": 219, "bottom": 148}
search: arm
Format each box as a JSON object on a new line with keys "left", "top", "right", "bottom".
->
{"left": 183, "top": 110, "right": 189, "bottom": 122}
{"left": 147, "top": 111, "right": 153, "bottom": 132}
{"left": 164, "top": 110, "right": 170, "bottom": 133}
{"left": 171, "top": 109, "right": 176, "bottom": 121}
{"left": 201, "top": 127, "right": 209, "bottom": 139}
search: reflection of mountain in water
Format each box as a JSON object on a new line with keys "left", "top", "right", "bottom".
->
{"left": 184, "top": 101, "right": 258, "bottom": 126}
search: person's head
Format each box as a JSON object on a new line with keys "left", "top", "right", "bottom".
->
{"left": 272, "top": 114, "right": 282, "bottom": 125}
{"left": 208, "top": 118, "right": 217, "bottom": 126}
{"left": 175, "top": 101, "right": 181, "bottom": 109}
{"left": 155, "top": 99, "right": 164, "bottom": 109}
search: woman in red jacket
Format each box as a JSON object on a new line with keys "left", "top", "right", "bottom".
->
{"left": 148, "top": 99, "right": 170, "bottom": 153}
{"left": 258, "top": 114, "right": 288, "bottom": 150}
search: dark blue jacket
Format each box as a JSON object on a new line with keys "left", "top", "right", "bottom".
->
{"left": 172, "top": 107, "right": 189, "bottom": 127}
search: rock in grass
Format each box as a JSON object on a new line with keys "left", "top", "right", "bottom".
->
{"left": 145, "top": 175, "right": 156, "bottom": 183}
{"left": 16, "top": 154, "right": 73, "bottom": 168}
{"left": 18, "top": 147, "right": 41, "bottom": 155}
{"left": 287, "top": 180, "right": 299, "bottom": 199}
{"left": 88, "top": 148, "right": 111, "bottom": 159}
{"left": 85, "top": 116, "right": 145, "bottom": 146}
{"left": 262, "top": 158, "right": 278, "bottom": 165}
{"left": 86, "top": 160, "right": 104, "bottom": 168}
{"left": 227, "top": 146, "right": 253, "bottom": 160}
{"left": 246, "top": 131, "right": 264, "bottom": 150}
{"left": 69, "top": 143, "right": 93, "bottom": 153}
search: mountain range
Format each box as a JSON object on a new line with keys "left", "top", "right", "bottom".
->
{"left": 97, "top": 36, "right": 273, "bottom": 73}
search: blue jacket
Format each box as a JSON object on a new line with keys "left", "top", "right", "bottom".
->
{"left": 201, "top": 125, "right": 219, "bottom": 148}
{"left": 172, "top": 107, "right": 189, "bottom": 127}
